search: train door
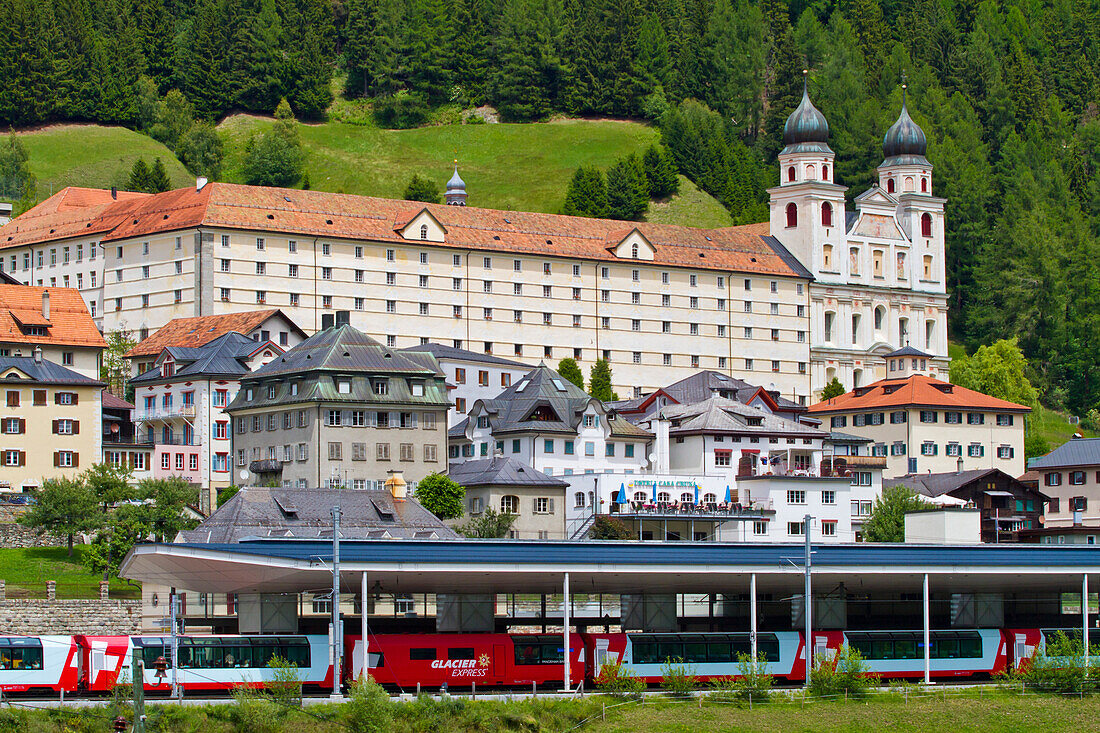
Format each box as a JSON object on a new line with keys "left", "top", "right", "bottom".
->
{"left": 492, "top": 644, "right": 506, "bottom": 684}
{"left": 593, "top": 638, "right": 611, "bottom": 677}
{"left": 74, "top": 641, "right": 86, "bottom": 691}
{"left": 814, "top": 635, "right": 830, "bottom": 663}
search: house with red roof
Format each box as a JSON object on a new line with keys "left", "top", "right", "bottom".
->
{"left": 808, "top": 347, "right": 1029, "bottom": 479}
{"left": 0, "top": 284, "right": 106, "bottom": 380}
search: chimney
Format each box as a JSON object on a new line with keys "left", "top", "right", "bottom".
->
{"left": 41, "top": 289, "right": 49, "bottom": 320}
{"left": 196, "top": 176, "right": 208, "bottom": 192}
{"left": 321, "top": 313, "right": 335, "bottom": 330}
{"left": 110, "top": 186, "right": 117, "bottom": 200}
{"left": 334, "top": 310, "right": 351, "bottom": 328}
{"left": 956, "top": 457, "right": 964, "bottom": 474}
{"left": 33, "top": 345, "right": 42, "bottom": 364}
{"left": 385, "top": 470, "right": 407, "bottom": 501}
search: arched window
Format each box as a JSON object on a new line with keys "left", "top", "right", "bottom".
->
{"left": 923, "top": 254, "right": 933, "bottom": 279}
{"left": 903, "top": 176, "right": 915, "bottom": 192}
{"left": 806, "top": 164, "right": 816, "bottom": 180}
{"left": 633, "top": 491, "right": 647, "bottom": 503}
{"left": 899, "top": 317, "right": 909, "bottom": 343}
{"left": 853, "top": 368, "right": 863, "bottom": 388}
{"left": 874, "top": 305, "right": 885, "bottom": 331}
{"left": 631, "top": 243, "right": 638, "bottom": 258}
{"left": 501, "top": 495, "right": 519, "bottom": 513}
{"left": 926, "top": 320, "right": 935, "bottom": 350}
{"left": 574, "top": 492, "right": 585, "bottom": 508}
{"left": 822, "top": 165, "right": 829, "bottom": 181}
{"left": 657, "top": 491, "right": 671, "bottom": 502}
{"left": 821, "top": 202, "right": 833, "bottom": 227}
{"left": 921, "top": 213, "right": 933, "bottom": 237}
{"left": 787, "top": 166, "right": 796, "bottom": 182}
{"left": 420, "top": 224, "right": 429, "bottom": 240}
{"left": 887, "top": 178, "right": 896, "bottom": 194}
{"left": 824, "top": 311, "right": 836, "bottom": 343}
{"left": 703, "top": 493, "right": 717, "bottom": 504}
{"left": 680, "top": 492, "right": 694, "bottom": 503}
{"left": 851, "top": 314, "right": 860, "bottom": 345}
{"left": 921, "top": 177, "right": 928, "bottom": 193}
{"left": 785, "top": 202, "right": 797, "bottom": 227}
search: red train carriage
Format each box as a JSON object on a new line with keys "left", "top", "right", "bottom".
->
{"left": 346, "top": 634, "right": 585, "bottom": 689}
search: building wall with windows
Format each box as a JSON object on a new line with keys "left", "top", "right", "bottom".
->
{"left": 399, "top": 345, "right": 532, "bottom": 427}
{"left": 0, "top": 359, "right": 103, "bottom": 492}
{"left": 1029, "top": 438, "right": 1100, "bottom": 532}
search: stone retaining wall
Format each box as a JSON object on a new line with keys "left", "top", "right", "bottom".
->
{"left": 0, "top": 522, "right": 69, "bottom": 548}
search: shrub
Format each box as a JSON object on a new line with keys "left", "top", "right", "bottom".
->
{"left": 732, "top": 652, "right": 774, "bottom": 701}
{"left": 660, "top": 657, "right": 698, "bottom": 698}
{"left": 230, "top": 685, "right": 281, "bottom": 733}
{"left": 1021, "top": 631, "right": 1100, "bottom": 693}
{"left": 267, "top": 655, "right": 303, "bottom": 707}
{"left": 345, "top": 675, "right": 394, "bottom": 733}
{"left": 374, "top": 91, "right": 430, "bottom": 129}
{"left": 595, "top": 660, "right": 645, "bottom": 699}
{"left": 808, "top": 645, "right": 875, "bottom": 698}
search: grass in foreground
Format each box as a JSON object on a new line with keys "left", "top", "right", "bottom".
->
{"left": 0, "top": 546, "right": 139, "bottom": 599}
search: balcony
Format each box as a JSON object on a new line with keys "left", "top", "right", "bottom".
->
{"left": 611, "top": 499, "right": 774, "bottom": 519}
{"left": 137, "top": 405, "right": 196, "bottom": 421}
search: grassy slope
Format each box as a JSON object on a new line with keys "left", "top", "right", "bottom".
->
{"left": 18, "top": 125, "right": 192, "bottom": 195}
{"left": 0, "top": 546, "right": 139, "bottom": 599}
{"left": 589, "top": 694, "right": 1100, "bottom": 733}
{"left": 218, "top": 115, "right": 732, "bottom": 224}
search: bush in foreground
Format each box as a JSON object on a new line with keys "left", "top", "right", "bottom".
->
{"left": 808, "top": 644, "right": 876, "bottom": 698}
{"left": 345, "top": 676, "right": 393, "bottom": 733}
{"left": 595, "top": 660, "right": 645, "bottom": 699}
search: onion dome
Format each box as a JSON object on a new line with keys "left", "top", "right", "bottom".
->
{"left": 881, "top": 86, "right": 929, "bottom": 167}
{"left": 781, "top": 72, "right": 831, "bottom": 155}
{"left": 445, "top": 163, "right": 467, "bottom": 206}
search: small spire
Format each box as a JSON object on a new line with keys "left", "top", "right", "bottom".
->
{"left": 901, "top": 71, "right": 908, "bottom": 108}
{"left": 802, "top": 68, "right": 808, "bottom": 95}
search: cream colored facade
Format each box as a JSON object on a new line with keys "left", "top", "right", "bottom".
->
{"left": 0, "top": 227, "right": 815, "bottom": 405}
{"left": 0, "top": 365, "right": 102, "bottom": 490}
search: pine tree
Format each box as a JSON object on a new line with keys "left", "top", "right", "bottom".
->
{"left": 0, "top": 132, "right": 36, "bottom": 199}
{"left": 562, "top": 165, "right": 608, "bottom": 218}
{"left": 127, "top": 158, "right": 151, "bottom": 192}
{"left": 556, "top": 358, "right": 584, "bottom": 388}
{"left": 820, "top": 377, "right": 846, "bottom": 400}
{"left": 403, "top": 173, "right": 441, "bottom": 203}
{"left": 642, "top": 144, "right": 679, "bottom": 199}
{"left": 588, "top": 358, "right": 614, "bottom": 402}
{"left": 148, "top": 158, "right": 171, "bottom": 192}
{"left": 605, "top": 154, "right": 648, "bottom": 220}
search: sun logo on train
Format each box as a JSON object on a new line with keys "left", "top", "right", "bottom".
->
{"left": 478, "top": 654, "right": 491, "bottom": 668}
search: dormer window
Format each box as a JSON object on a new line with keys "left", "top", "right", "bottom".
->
{"left": 631, "top": 243, "right": 638, "bottom": 258}
{"left": 161, "top": 360, "right": 175, "bottom": 378}
{"left": 372, "top": 379, "right": 388, "bottom": 395}
{"left": 291, "top": 382, "right": 299, "bottom": 396}
{"left": 410, "top": 381, "right": 424, "bottom": 397}
{"left": 420, "top": 224, "right": 428, "bottom": 240}
{"left": 337, "top": 379, "right": 351, "bottom": 394}
{"left": 24, "top": 325, "right": 47, "bottom": 336}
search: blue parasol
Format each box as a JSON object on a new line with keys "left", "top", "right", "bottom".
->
{"left": 615, "top": 483, "right": 627, "bottom": 505}
{"left": 724, "top": 485, "right": 732, "bottom": 503}
{"left": 694, "top": 484, "right": 700, "bottom": 503}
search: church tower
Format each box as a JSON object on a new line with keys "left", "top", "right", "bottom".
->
{"left": 768, "top": 71, "right": 847, "bottom": 276}
{"left": 445, "top": 164, "right": 467, "bottom": 206}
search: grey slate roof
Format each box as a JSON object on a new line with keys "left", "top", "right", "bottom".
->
{"left": 885, "top": 469, "right": 1048, "bottom": 501}
{"left": 1029, "top": 437, "right": 1100, "bottom": 469}
{"left": 447, "top": 456, "right": 567, "bottom": 489}
{"left": 0, "top": 356, "right": 105, "bottom": 386}
{"left": 176, "top": 487, "right": 458, "bottom": 543}
{"left": 652, "top": 395, "right": 826, "bottom": 438}
{"left": 131, "top": 332, "right": 271, "bottom": 384}
{"left": 827, "top": 431, "right": 874, "bottom": 444}
{"left": 251, "top": 325, "right": 442, "bottom": 379}
{"left": 401, "top": 343, "right": 532, "bottom": 369}
{"left": 764, "top": 236, "right": 814, "bottom": 280}
{"left": 659, "top": 371, "right": 805, "bottom": 414}
{"left": 886, "top": 345, "right": 933, "bottom": 359}
{"left": 467, "top": 364, "right": 651, "bottom": 439}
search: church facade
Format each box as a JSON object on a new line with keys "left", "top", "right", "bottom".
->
{"left": 768, "top": 78, "right": 949, "bottom": 394}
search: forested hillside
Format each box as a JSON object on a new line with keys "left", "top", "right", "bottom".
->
{"left": 0, "top": 0, "right": 1098, "bottom": 413}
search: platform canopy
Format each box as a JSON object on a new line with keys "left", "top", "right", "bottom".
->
{"left": 121, "top": 540, "right": 1100, "bottom": 597}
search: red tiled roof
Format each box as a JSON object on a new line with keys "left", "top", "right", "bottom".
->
{"left": 1, "top": 183, "right": 804, "bottom": 278}
{"left": 0, "top": 188, "right": 150, "bottom": 249}
{"left": 0, "top": 285, "right": 106, "bottom": 348}
{"left": 807, "top": 374, "right": 1032, "bottom": 414}
{"left": 101, "top": 390, "right": 134, "bottom": 410}
{"left": 124, "top": 310, "right": 292, "bottom": 359}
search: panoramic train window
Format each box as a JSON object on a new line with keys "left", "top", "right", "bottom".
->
{"left": 628, "top": 634, "right": 780, "bottom": 665}
{"left": 845, "top": 631, "right": 983, "bottom": 660}
{"left": 448, "top": 648, "right": 476, "bottom": 661}
{"left": 513, "top": 636, "right": 566, "bottom": 665}
{"left": 0, "top": 637, "right": 44, "bottom": 670}
{"left": 410, "top": 647, "right": 437, "bottom": 660}
{"left": 136, "top": 637, "right": 310, "bottom": 669}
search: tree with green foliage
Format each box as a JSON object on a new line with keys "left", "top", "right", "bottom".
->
{"left": 588, "top": 358, "right": 614, "bottom": 402}
{"left": 556, "top": 358, "right": 584, "bottom": 389}
{"left": 100, "top": 330, "right": 136, "bottom": 399}
{"left": 590, "top": 516, "right": 633, "bottom": 540}
{"left": 414, "top": 472, "right": 465, "bottom": 519}
{"left": 605, "top": 154, "right": 648, "bottom": 220}
{"left": 403, "top": 173, "right": 441, "bottom": 203}
{"left": 862, "top": 486, "right": 930, "bottom": 543}
{"left": 148, "top": 89, "right": 194, "bottom": 151}
{"left": 243, "top": 99, "right": 304, "bottom": 187}
{"left": 950, "top": 338, "right": 1039, "bottom": 408}
{"left": 0, "top": 132, "right": 35, "bottom": 199}
{"left": 641, "top": 144, "right": 679, "bottom": 199}
{"left": 19, "top": 477, "right": 101, "bottom": 556}
{"left": 84, "top": 462, "right": 134, "bottom": 513}
{"left": 127, "top": 158, "right": 151, "bottom": 193}
{"left": 176, "top": 121, "right": 223, "bottom": 178}
{"left": 139, "top": 476, "right": 199, "bottom": 542}
{"left": 562, "top": 166, "right": 608, "bottom": 218}
{"left": 820, "top": 377, "right": 845, "bottom": 400}
{"left": 456, "top": 507, "right": 517, "bottom": 538}
{"left": 147, "top": 158, "right": 171, "bottom": 192}
{"left": 217, "top": 485, "right": 241, "bottom": 508}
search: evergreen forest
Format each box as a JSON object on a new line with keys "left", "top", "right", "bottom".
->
{"left": 0, "top": 0, "right": 1099, "bottom": 414}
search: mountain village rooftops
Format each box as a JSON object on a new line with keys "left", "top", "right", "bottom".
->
{"left": 125, "top": 310, "right": 304, "bottom": 359}
{"left": 1029, "top": 437, "right": 1100, "bottom": 469}
{"left": 0, "top": 285, "right": 106, "bottom": 349}
{"left": 130, "top": 332, "right": 281, "bottom": 384}
{"left": 1, "top": 183, "right": 814, "bottom": 279}
{"left": 401, "top": 342, "right": 532, "bottom": 369}
{"left": 246, "top": 324, "right": 442, "bottom": 380}
{"left": 651, "top": 395, "right": 826, "bottom": 438}
{"left": 0, "top": 356, "right": 105, "bottom": 386}
{"left": 807, "top": 374, "right": 1032, "bottom": 415}
{"left": 447, "top": 456, "right": 567, "bottom": 489}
